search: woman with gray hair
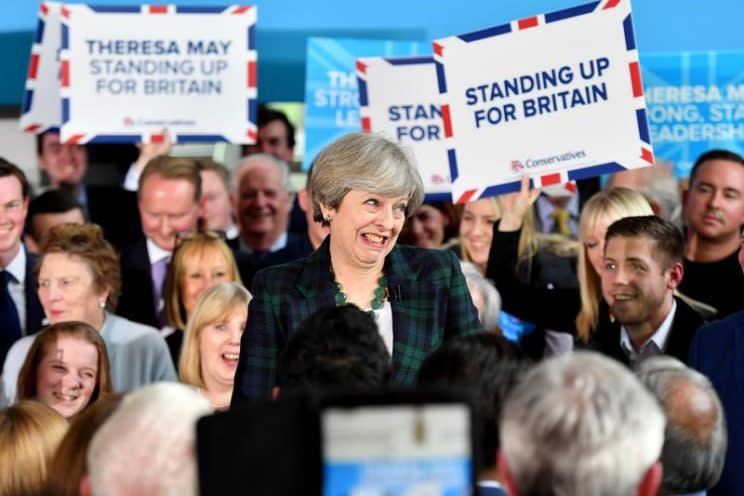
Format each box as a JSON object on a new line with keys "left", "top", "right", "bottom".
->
{"left": 232, "top": 132, "right": 482, "bottom": 401}
{"left": 460, "top": 261, "right": 501, "bottom": 332}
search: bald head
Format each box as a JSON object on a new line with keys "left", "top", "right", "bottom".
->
{"left": 636, "top": 356, "right": 727, "bottom": 494}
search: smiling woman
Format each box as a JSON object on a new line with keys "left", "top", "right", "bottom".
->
{"left": 232, "top": 132, "right": 482, "bottom": 402}
{"left": 16, "top": 321, "right": 112, "bottom": 418}
{"left": 1, "top": 224, "right": 176, "bottom": 404}
{"left": 179, "top": 282, "right": 251, "bottom": 411}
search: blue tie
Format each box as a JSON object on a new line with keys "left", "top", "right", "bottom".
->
{"left": 0, "top": 270, "right": 22, "bottom": 366}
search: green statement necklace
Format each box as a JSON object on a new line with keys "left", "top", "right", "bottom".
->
{"left": 331, "top": 267, "right": 388, "bottom": 320}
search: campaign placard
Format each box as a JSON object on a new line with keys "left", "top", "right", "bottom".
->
{"left": 304, "top": 38, "right": 428, "bottom": 170}
{"left": 434, "top": 0, "right": 653, "bottom": 203}
{"left": 642, "top": 51, "right": 744, "bottom": 178}
{"left": 59, "top": 4, "right": 257, "bottom": 144}
{"left": 20, "top": 2, "right": 63, "bottom": 133}
{"left": 357, "top": 56, "right": 450, "bottom": 200}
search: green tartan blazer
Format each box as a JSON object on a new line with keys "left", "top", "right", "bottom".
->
{"left": 232, "top": 237, "right": 482, "bottom": 401}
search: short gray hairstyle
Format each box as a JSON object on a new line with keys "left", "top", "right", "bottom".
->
{"left": 501, "top": 351, "right": 665, "bottom": 496}
{"left": 233, "top": 153, "right": 293, "bottom": 193}
{"left": 635, "top": 356, "right": 727, "bottom": 494}
{"left": 87, "top": 383, "right": 212, "bottom": 496}
{"left": 309, "top": 132, "right": 425, "bottom": 224}
{"left": 460, "top": 261, "right": 501, "bottom": 331}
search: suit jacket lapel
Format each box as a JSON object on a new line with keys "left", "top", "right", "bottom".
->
{"left": 295, "top": 237, "right": 336, "bottom": 317}
{"left": 24, "top": 246, "right": 44, "bottom": 334}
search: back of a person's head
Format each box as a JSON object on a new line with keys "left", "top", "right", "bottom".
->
{"left": 0, "top": 400, "right": 68, "bottom": 496}
{"left": 276, "top": 305, "right": 391, "bottom": 395}
{"left": 86, "top": 383, "right": 211, "bottom": 496}
{"left": 500, "top": 351, "right": 665, "bottom": 496}
{"left": 44, "top": 395, "right": 123, "bottom": 496}
{"left": 635, "top": 356, "right": 727, "bottom": 494}
{"left": 418, "top": 333, "right": 529, "bottom": 471}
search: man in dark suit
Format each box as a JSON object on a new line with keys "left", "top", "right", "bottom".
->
{"left": 592, "top": 215, "right": 705, "bottom": 366}
{"left": 688, "top": 230, "right": 744, "bottom": 496}
{"left": 116, "top": 156, "right": 201, "bottom": 329}
{"left": 0, "top": 159, "right": 44, "bottom": 366}
{"left": 35, "top": 129, "right": 153, "bottom": 251}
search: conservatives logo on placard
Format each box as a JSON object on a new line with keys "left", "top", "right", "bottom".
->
{"left": 520, "top": 149, "right": 587, "bottom": 170}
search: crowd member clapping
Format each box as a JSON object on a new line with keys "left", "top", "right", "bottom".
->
{"left": 2, "top": 224, "right": 176, "bottom": 400}
{"left": 179, "top": 282, "right": 250, "bottom": 410}
{"left": 233, "top": 132, "right": 481, "bottom": 401}
{"left": 45, "top": 395, "right": 122, "bottom": 496}
{"left": 15, "top": 322, "right": 111, "bottom": 418}
{"left": 162, "top": 231, "right": 242, "bottom": 365}
{"left": 0, "top": 400, "right": 68, "bottom": 496}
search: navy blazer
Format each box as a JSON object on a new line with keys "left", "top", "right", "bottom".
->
{"left": 689, "top": 311, "right": 744, "bottom": 496}
{"left": 589, "top": 296, "right": 705, "bottom": 366}
{"left": 116, "top": 238, "right": 159, "bottom": 329}
{"left": 24, "top": 248, "right": 44, "bottom": 334}
{"left": 232, "top": 237, "right": 482, "bottom": 402}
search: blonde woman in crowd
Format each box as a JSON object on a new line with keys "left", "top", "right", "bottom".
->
{"left": 162, "top": 230, "right": 242, "bottom": 365}
{"left": 0, "top": 400, "right": 69, "bottom": 496}
{"left": 179, "top": 282, "right": 251, "bottom": 410}
{"left": 486, "top": 177, "right": 653, "bottom": 354}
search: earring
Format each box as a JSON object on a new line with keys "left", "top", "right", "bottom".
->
{"left": 99, "top": 300, "right": 106, "bottom": 309}
{"left": 325, "top": 215, "right": 333, "bottom": 222}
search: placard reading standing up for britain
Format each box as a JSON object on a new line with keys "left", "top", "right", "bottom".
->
{"left": 60, "top": 4, "right": 257, "bottom": 144}
{"left": 357, "top": 56, "right": 450, "bottom": 200}
{"left": 434, "top": 0, "right": 653, "bottom": 203}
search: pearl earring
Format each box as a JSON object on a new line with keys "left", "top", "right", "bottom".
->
{"left": 99, "top": 301, "right": 106, "bottom": 309}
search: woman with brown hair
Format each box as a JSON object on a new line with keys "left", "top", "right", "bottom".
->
{"left": 0, "top": 400, "right": 68, "bottom": 496}
{"left": 161, "top": 230, "right": 242, "bottom": 365}
{"left": 2, "top": 223, "right": 176, "bottom": 404}
{"left": 16, "top": 321, "right": 112, "bottom": 418}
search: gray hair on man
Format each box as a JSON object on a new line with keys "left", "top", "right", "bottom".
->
{"left": 499, "top": 351, "right": 665, "bottom": 496}
{"left": 635, "top": 356, "right": 727, "bottom": 495}
{"left": 460, "top": 261, "right": 501, "bottom": 331}
{"left": 86, "top": 383, "right": 212, "bottom": 496}
{"left": 233, "top": 152, "right": 293, "bottom": 193}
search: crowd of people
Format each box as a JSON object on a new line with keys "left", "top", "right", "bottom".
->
{"left": 0, "top": 104, "right": 742, "bottom": 495}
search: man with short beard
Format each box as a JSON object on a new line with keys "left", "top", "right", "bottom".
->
{"left": 679, "top": 149, "right": 744, "bottom": 318}
{"left": 591, "top": 215, "right": 705, "bottom": 366}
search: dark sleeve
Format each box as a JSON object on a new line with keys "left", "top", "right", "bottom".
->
{"left": 485, "top": 223, "right": 580, "bottom": 334}
{"left": 231, "top": 270, "right": 284, "bottom": 404}
{"left": 444, "top": 250, "right": 483, "bottom": 338}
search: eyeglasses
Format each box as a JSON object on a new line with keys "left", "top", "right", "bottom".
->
{"left": 175, "top": 229, "right": 227, "bottom": 247}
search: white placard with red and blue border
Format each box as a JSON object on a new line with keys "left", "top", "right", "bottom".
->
{"left": 434, "top": 0, "right": 653, "bottom": 203}
{"left": 357, "top": 56, "right": 451, "bottom": 201}
{"left": 59, "top": 4, "right": 257, "bottom": 145}
{"left": 20, "top": 2, "right": 63, "bottom": 134}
